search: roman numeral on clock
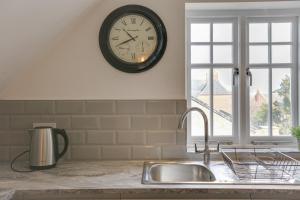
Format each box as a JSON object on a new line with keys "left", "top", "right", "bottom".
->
{"left": 112, "top": 36, "right": 119, "bottom": 40}
{"left": 121, "top": 19, "right": 127, "bottom": 26}
{"left": 140, "top": 19, "right": 145, "bottom": 26}
{"left": 132, "top": 53, "right": 136, "bottom": 60}
{"left": 145, "top": 27, "right": 152, "bottom": 32}
{"left": 131, "top": 18, "right": 136, "bottom": 24}
{"left": 148, "top": 36, "right": 154, "bottom": 40}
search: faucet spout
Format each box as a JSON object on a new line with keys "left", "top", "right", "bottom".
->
{"left": 178, "top": 107, "right": 211, "bottom": 165}
{"left": 178, "top": 107, "right": 209, "bottom": 146}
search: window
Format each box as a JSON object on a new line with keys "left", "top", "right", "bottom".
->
{"left": 186, "top": 7, "right": 299, "bottom": 147}
{"left": 247, "top": 19, "right": 296, "bottom": 139}
{"left": 187, "top": 18, "right": 239, "bottom": 144}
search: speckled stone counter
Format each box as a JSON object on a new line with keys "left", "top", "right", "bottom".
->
{"left": 1, "top": 161, "right": 300, "bottom": 200}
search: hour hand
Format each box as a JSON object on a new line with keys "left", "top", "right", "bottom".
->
{"left": 116, "top": 36, "right": 138, "bottom": 47}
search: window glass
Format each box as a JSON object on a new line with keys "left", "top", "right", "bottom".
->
{"left": 213, "top": 23, "right": 233, "bottom": 42}
{"left": 272, "top": 45, "right": 291, "bottom": 63}
{"left": 272, "top": 23, "right": 292, "bottom": 42}
{"left": 191, "top": 45, "right": 210, "bottom": 64}
{"left": 249, "top": 45, "right": 268, "bottom": 64}
{"left": 213, "top": 68, "right": 233, "bottom": 136}
{"left": 249, "top": 23, "right": 268, "bottom": 43}
{"left": 191, "top": 23, "right": 210, "bottom": 42}
{"left": 250, "top": 69, "right": 269, "bottom": 137}
{"left": 272, "top": 68, "right": 292, "bottom": 136}
{"left": 213, "top": 45, "right": 233, "bottom": 64}
{"left": 191, "top": 69, "right": 211, "bottom": 136}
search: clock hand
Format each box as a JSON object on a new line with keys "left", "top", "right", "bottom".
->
{"left": 123, "top": 29, "right": 136, "bottom": 41}
{"left": 115, "top": 36, "right": 138, "bottom": 47}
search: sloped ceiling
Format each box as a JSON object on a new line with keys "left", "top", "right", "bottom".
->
{"left": 0, "top": 0, "right": 102, "bottom": 93}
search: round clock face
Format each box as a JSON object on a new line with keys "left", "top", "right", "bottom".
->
{"left": 99, "top": 5, "right": 167, "bottom": 73}
{"left": 109, "top": 14, "right": 158, "bottom": 64}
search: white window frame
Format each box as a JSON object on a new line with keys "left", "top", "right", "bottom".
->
{"left": 186, "top": 7, "right": 300, "bottom": 148}
{"left": 245, "top": 17, "right": 298, "bottom": 144}
{"left": 186, "top": 17, "right": 239, "bottom": 146}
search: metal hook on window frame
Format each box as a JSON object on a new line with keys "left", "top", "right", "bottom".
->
{"left": 246, "top": 68, "right": 253, "bottom": 86}
{"left": 232, "top": 68, "right": 239, "bottom": 86}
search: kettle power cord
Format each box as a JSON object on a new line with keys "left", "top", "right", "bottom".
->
{"left": 10, "top": 150, "right": 33, "bottom": 173}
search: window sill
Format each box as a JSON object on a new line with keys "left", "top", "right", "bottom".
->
{"left": 186, "top": 143, "right": 299, "bottom": 153}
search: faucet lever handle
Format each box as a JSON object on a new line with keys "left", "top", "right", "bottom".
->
{"left": 208, "top": 142, "right": 220, "bottom": 153}
{"left": 194, "top": 143, "right": 204, "bottom": 153}
{"left": 194, "top": 143, "right": 198, "bottom": 153}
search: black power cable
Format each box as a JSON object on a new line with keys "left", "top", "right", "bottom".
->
{"left": 10, "top": 150, "right": 33, "bottom": 173}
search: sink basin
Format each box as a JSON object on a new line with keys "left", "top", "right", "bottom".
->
{"left": 142, "top": 161, "right": 216, "bottom": 184}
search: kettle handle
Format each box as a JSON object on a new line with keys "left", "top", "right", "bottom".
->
{"left": 54, "top": 128, "right": 69, "bottom": 160}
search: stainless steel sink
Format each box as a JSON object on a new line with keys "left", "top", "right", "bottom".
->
{"left": 142, "top": 161, "right": 216, "bottom": 184}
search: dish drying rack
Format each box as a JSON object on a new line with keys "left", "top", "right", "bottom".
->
{"left": 221, "top": 148, "right": 300, "bottom": 180}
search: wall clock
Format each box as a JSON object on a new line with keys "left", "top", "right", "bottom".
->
{"left": 99, "top": 5, "right": 167, "bottom": 73}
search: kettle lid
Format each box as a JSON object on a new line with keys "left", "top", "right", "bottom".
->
{"left": 28, "top": 126, "right": 53, "bottom": 133}
{"left": 34, "top": 126, "right": 53, "bottom": 129}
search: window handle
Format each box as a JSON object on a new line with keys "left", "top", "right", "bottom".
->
{"left": 246, "top": 68, "right": 253, "bottom": 86}
{"left": 232, "top": 68, "right": 239, "bottom": 86}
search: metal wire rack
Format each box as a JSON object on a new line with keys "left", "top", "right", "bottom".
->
{"left": 221, "top": 148, "right": 300, "bottom": 180}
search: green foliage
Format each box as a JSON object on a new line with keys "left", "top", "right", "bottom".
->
{"left": 272, "top": 101, "right": 282, "bottom": 124}
{"left": 274, "top": 75, "right": 291, "bottom": 135}
{"left": 252, "top": 103, "right": 268, "bottom": 126}
{"left": 291, "top": 126, "right": 300, "bottom": 140}
{"left": 252, "top": 75, "right": 291, "bottom": 135}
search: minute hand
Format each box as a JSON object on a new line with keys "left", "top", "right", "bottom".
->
{"left": 123, "top": 29, "right": 136, "bottom": 41}
{"left": 116, "top": 36, "right": 138, "bottom": 47}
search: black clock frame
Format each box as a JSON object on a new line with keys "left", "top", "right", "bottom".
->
{"left": 99, "top": 5, "right": 167, "bottom": 73}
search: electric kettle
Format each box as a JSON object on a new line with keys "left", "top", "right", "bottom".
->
{"left": 28, "top": 127, "right": 69, "bottom": 170}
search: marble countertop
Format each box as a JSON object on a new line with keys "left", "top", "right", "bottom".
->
{"left": 1, "top": 160, "right": 300, "bottom": 199}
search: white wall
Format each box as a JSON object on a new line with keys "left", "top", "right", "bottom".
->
{"left": 0, "top": 0, "right": 186, "bottom": 100}
{"left": 0, "top": 0, "right": 101, "bottom": 95}
{"left": 0, "top": 0, "right": 289, "bottom": 100}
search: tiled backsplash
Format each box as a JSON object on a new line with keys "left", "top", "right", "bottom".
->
{"left": 0, "top": 100, "right": 188, "bottom": 161}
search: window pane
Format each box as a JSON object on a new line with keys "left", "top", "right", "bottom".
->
{"left": 272, "top": 68, "right": 292, "bottom": 136}
{"left": 191, "top": 23, "right": 210, "bottom": 42}
{"left": 272, "top": 45, "right": 291, "bottom": 63}
{"left": 191, "top": 69, "right": 211, "bottom": 136}
{"left": 213, "top": 69, "right": 233, "bottom": 136}
{"left": 249, "top": 23, "right": 268, "bottom": 43}
{"left": 213, "top": 45, "right": 233, "bottom": 64}
{"left": 249, "top": 45, "right": 268, "bottom": 64}
{"left": 272, "top": 23, "right": 292, "bottom": 42}
{"left": 250, "top": 69, "right": 269, "bottom": 137}
{"left": 191, "top": 45, "right": 210, "bottom": 64}
{"left": 213, "top": 23, "right": 233, "bottom": 42}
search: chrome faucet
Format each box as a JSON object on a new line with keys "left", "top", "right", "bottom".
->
{"left": 178, "top": 107, "right": 219, "bottom": 165}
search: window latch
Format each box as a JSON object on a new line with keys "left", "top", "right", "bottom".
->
{"left": 232, "top": 68, "right": 239, "bottom": 86}
{"left": 246, "top": 68, "right": 253, "bottom": 86}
